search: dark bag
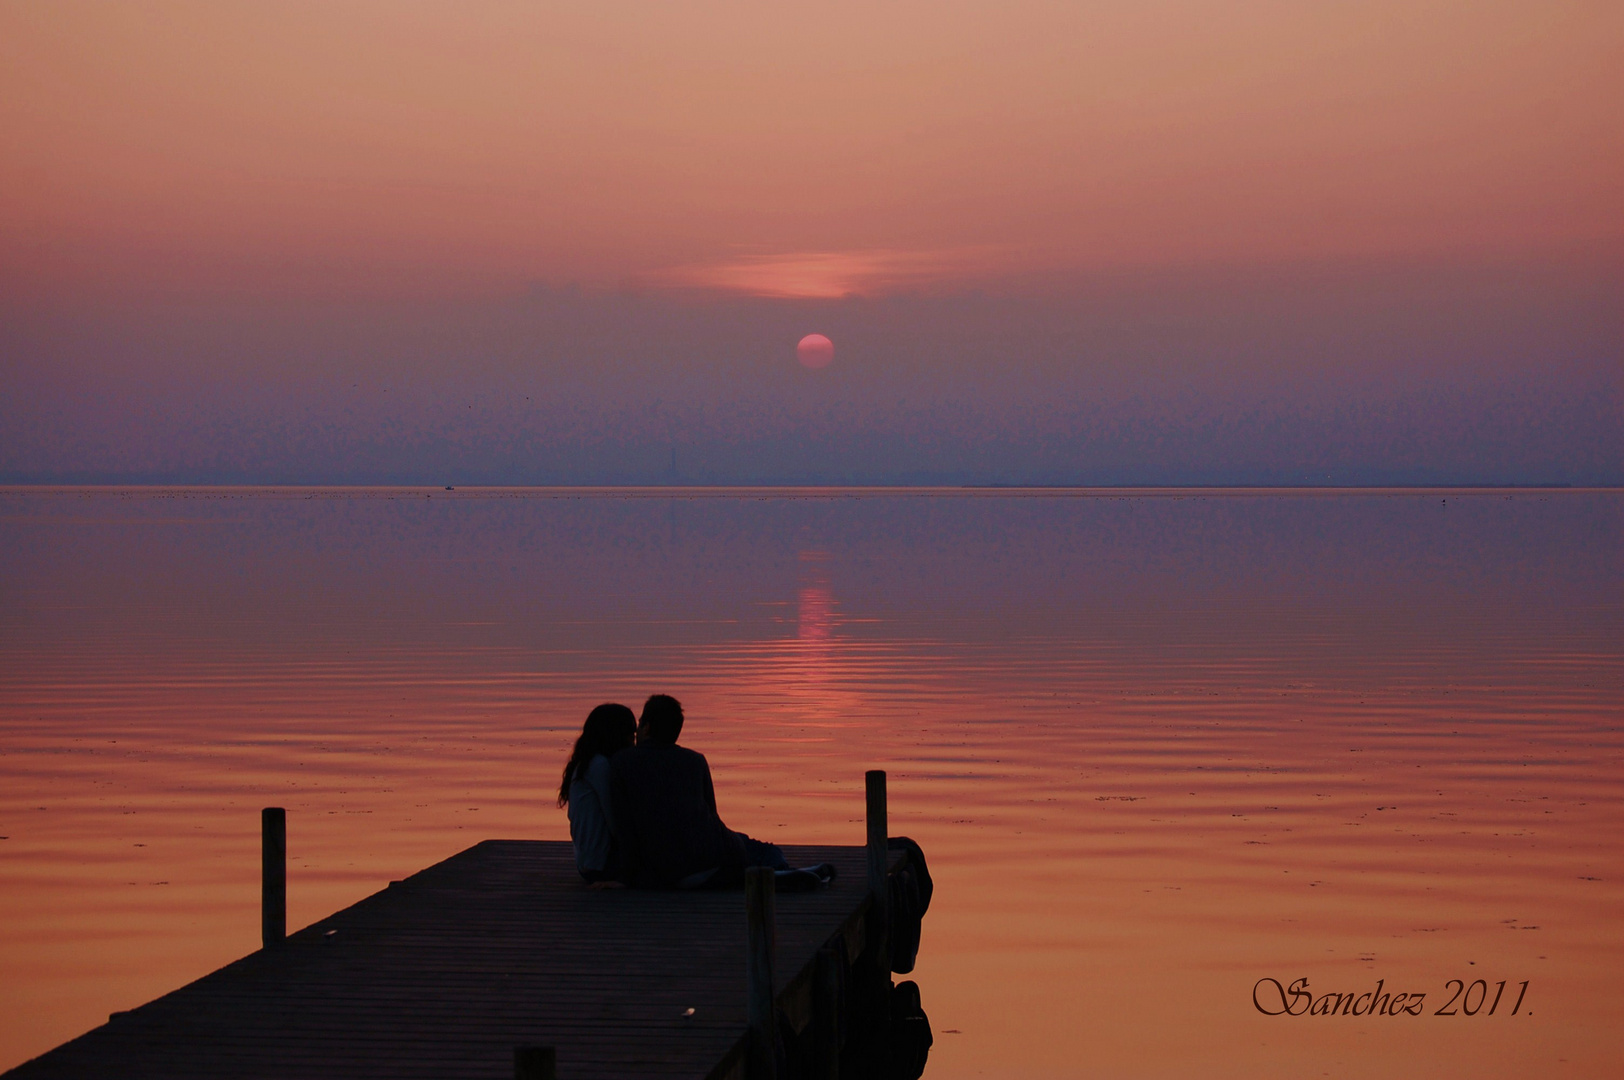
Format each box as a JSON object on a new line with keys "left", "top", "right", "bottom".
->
{"left": 888, "top": 980, "right": 933, "bottom": 1080}
{"left": 885, "top": 837, "right": 932, "bottom": 974}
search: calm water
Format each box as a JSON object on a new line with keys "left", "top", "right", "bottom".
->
{"left": 1, "top": 487, "right": 1620, "bottom": 1076}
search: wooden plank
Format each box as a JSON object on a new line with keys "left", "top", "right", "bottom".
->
{"left": 5, "top": 842, "right": 902, "bottom": 1080}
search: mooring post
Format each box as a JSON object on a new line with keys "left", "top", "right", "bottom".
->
{"left": 261, "top": 806, "right": 286, "bottom": 949}
{"left": 813, "top": 944, "right": 841, "bottom": 1080}
{"left": 745, "top": 865, "right": 778, "bottom": 1080}
{"left": 865, "top": 769, "right": 889, "bottom": 960}
{"left": 514, "top": 1044, "right": 556, "bottom": 1080}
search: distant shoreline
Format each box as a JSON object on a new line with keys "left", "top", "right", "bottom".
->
{"left": 0, "top": 483, "right": 1612, "bottom": 498}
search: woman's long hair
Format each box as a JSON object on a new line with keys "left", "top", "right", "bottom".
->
{"left": 557, "top": 703, "right": 637, "bottom": 808}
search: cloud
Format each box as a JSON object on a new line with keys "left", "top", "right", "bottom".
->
{"left": 643, "top": 248, "right": 1004, "bottom": 299}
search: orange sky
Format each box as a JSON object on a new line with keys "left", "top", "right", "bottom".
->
{"left": 3, "top": 1, "right": 1620, "bottom": 298}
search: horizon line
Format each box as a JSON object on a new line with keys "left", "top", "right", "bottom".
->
{"left": 2, "top": 483, "right": 1612, "bottom": 498}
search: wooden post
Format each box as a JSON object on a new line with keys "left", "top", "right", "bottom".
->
{"left": 261, "top": 807, "right": 285, "bottom": 949}
{"left": 865, "top": 770, "right": 889, "bottom": 961}
{"left": 514, "top": 1044, "right": 556, "bottom": 1080}
{"left": 812, "top": 945, "right": 841, "bottom": 1080}
{"left": 745, "top": 866, "right": 777, "bottom": 1080}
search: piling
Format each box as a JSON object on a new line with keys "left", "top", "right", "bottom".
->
{"left": 744, "top": 866, "right": 778, "bottom": 1079}
{"left": 261, "top": 807, "right": 286, "bottom": 949}
{"left": 513, "top": 1045, "right": 556, "bottom": 1080}
{"left": 812, "top": 945, "right": 841, "bottom": 1080}
{"left": 865, "top": 770, "right": 889, "bottom": 964}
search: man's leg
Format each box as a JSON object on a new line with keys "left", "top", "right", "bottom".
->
{"left": 739, "top": 834, "right": 789, "bottom": 870}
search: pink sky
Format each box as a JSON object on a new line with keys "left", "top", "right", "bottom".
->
{"left": 0, "top": 3, "right": 1619, "bottom": 484}
{"left": 3, "top": 2, "right": 1620, "bottom": 298}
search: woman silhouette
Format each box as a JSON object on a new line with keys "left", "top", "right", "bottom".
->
{"left": 557, "top": 703, "right": 637, "bottom": 885}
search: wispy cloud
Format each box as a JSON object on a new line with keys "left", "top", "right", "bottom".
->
{"left": 645, "top": 248, "right": 1002, "bottom": 299}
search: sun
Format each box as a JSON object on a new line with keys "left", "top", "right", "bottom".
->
{"left": 796, "top": 334, "right": 834, "bottom": 369}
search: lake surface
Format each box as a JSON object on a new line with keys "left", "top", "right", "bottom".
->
{"left": 1, "top": 487, "right": 1619, "bottom": 1076}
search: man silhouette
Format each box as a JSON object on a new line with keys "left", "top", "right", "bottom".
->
{"left": 609, "top": 694, "right": 787, "bottom": 888}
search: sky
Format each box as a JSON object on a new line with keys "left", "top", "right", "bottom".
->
{"left": 2, "top": 1, "right": 1620, "bottom": 484}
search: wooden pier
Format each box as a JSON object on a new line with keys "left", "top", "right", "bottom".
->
{"left": 6, "top": 774, "right": 926, "bottom": 1080}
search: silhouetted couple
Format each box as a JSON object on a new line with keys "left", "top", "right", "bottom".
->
{"left": 557, "top": 695, "right": 834, "bottom": 891}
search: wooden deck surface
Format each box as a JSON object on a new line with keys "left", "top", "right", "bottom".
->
{"left": 6, "top": 841, "right": 889, "bottom": 1080}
